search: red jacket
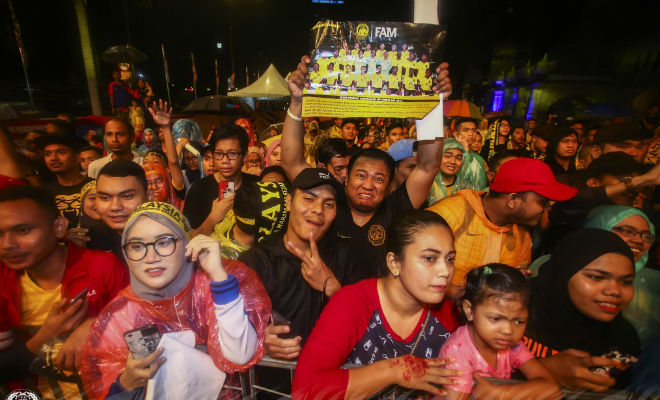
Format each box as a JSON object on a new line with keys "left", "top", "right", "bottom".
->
{"left": 0, "top": 242, "right": 129, "bottom": 332}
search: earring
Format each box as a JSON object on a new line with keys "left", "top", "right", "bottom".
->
{"left": 392, "top": 271, "right": 399, "bottom": 277}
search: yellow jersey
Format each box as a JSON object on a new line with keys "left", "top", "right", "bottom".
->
{"left": 416, "top": 61, "right": 430, "bottom": 77}
{"left": 317, "top": 57, "right": 329, "bottom": 74}
{"left": 371, "top": 72, "right": 384, "bottom": 89}
{"left": 351, "top": 49, "right": 360, "bottom": 58}
{"left": 403, "top": 75, "right": 418, "bottom": 91}
{"left": 376, "top": 49, "right": 386, "bottom": 59}
{"left": 387, "top": 51, "right": 398, "bottom": 61}
{"left": 355, "top": 73, "right": 370, "bottom": 88}
{"left": 310, "top": 70, "right": 324, "bottom": 84}
{"left": 326, "top": 71, "right": 339, "bottom": 85}
{"left": 339, "top": 49, "right": 348, "bottom": 59}
{"left": 387, "top": 74, "right": 400, "bottom": 90}
{"left": 419, "top": 76, "right": 432, "bottom": 91}
{"left": 401, "top": 50, "right": 410, "bottom": 61}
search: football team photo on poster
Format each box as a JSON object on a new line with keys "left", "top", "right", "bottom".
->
{"left": 302, "top": 20, "right": 446, "bottom": 118}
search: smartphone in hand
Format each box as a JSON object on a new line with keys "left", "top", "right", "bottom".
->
{"left": 62, "top": 288, "right": 88, "bottom": 312}
{"left": 123, "top": 324, "right": 162, "bottom": 359}
{"left": 218, "top": 181, "right": 235, "bottom": 200}
{"left": 272, "top": 311, "right": 297, "bottom": 339}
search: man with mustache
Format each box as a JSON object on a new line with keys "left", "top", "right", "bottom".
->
{"left": 88, "top": 119, "right": 143, "bottom": 179}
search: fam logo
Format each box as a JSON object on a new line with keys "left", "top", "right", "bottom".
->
{"left": 355, "top": 23, "right": 369, "bottom": 41}
{"left": 374, "top": 26, "right": 398, "bottom": 39}
{"left": 5, "top": 390, "right": 39, "bottom": 400}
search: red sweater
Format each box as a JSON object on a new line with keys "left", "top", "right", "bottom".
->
{"left": 0, "top": 242, "right": 129, "bottom": 332}
{"left": 292, "top": 278, "right": 458, "bottom": 400}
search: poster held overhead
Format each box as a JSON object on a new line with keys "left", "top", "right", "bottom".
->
{"left": 302, "top": 20, "right": 446, "bottom": 119}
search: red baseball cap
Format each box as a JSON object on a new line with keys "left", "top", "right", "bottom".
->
{"left": 490, "top": 158, "right": 578, "bottom": 201}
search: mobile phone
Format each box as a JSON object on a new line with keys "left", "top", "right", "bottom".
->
{"left": 590, "top": 350, "right": 638, "bottom": 377}
{"left": 123, "top": 324, "right": 162, "bottom": 359}
{"left": 218, "top": 181, "right": 235, "bottom": 200}
{"left": 272, "top": 311, "right": 296, "bottom": 339}
{"left": 63, "top": 288, "right": 88, "bottom": 311}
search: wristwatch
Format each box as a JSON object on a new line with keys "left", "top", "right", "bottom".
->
{"left": 620, "top": 176, "right": 635, "bottom": 194}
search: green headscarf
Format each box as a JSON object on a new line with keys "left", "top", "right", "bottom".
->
{"left": 584, "top": 205, "right": 659, "bottom": 348}
{"left": 427, "top": 139, "right": 465, "bottom": 205}
{"left": 583, "top": 205, "right": 655, "bottom": 271}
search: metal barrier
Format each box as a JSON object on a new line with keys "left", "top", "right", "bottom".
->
{"left": 248, "top": 356, "right": 297, "bottom": 399}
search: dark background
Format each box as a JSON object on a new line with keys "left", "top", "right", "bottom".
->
{"left": 1, "top": 0, "right": 658, "bottom": 115}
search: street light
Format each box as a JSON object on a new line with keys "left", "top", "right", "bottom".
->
{"left": 217, "top": 43, "right": 223, "bottom": 49}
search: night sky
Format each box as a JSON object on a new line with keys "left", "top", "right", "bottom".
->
{"left": 1, "top": 0, "right": 657, "bottom": 114}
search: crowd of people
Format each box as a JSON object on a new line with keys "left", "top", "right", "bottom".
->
{"left": 0, "top": 53, "right": 658, "bottom": 400}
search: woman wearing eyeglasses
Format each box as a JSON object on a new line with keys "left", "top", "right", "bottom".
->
{"left": 584, "top": 205, "right": 657, "bottom": 347}
{"left": 80, "top": 202, "right": 271, "bottom": 399}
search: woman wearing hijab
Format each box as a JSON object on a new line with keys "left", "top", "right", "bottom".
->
{"left": 525, "top": 228, "right": 640, "bottom": 391}
{"left": 543, "top": 127, "right": 580, "bottom": 176}
{"left": 137, "top": 128, "right": 159, "bottom": 155}
{"left": 80, "top": 202, "right": 271, "bottom": 399}
{"left": 480, "top": 119, "right": 511, "bottom": 161}
{"left": 427, "top": 138, "right": 465, "bottom": 205}
{"left": 584, "top": 205, "right": 657, "bottom": 347}
{"left": 78, "top": 180, "right": 122, "bottom": 255}
{"left": 264, "top": 139, "right": 282, "bottom": 167}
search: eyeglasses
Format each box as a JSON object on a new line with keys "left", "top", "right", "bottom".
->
{"left": 213, "top": 151, "right": 241, "bottom": 160}
{"left": 612, "top": 225, "right": 655, "bottom": 243}
{"left": 123, "top": 237, "right": 180, "bottom": 261}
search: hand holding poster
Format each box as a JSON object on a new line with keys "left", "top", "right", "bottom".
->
{"left": 302, "top": 20, "right": 446, "bottom": 119}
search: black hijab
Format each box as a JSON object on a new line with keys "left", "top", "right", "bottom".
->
{"left": 527, "top": 228, "right": 640, "bottom": 358}
{"left": 544, "top": 127, "right": 578, "bottom": 176}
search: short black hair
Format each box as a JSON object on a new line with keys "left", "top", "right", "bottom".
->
{"left": 454, "top": 117, "right": 478, "bottom": 131}
{"left": 487, "top": 150, "right": 521, "bottom": 171}
{"left": 462, "top": 263, "right": 530, "bottom": 310}
{"left": 347, "top": 148, "right": 395, "bottom": 183}
{"left": 340, "top": 119, "right": 359, "bottom": 129}
{"left": 209, "top": 124, "right": 249, "bottom": 154}
{"left": 586, "top": 151, "right": 643, "bottom": 179}
{"left": 0, "top": 185, "right": 58, "bottom": 220}
{"left": 105, "top": 118, "right": 134, "bottom": 141}
{"left": 385, "top": 123, "right": 403, "bottom": 136}
{"left": 259, "top": 165, "right": 291, "bottom": 187}
{"left": 316, "top": 138, "right": 350, "bottom": 165}
{"left": 97, "top": 159, "right": 147, "bottom": 192}
{"left": 80, "top": 145, "right": 103, "bottom": 157}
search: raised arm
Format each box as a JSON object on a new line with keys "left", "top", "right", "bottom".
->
{"left": 149, "top": 100, "right": 185, "bottom": 191}
{"left": 0, "top": 125, "right": 24, "bottom": 179}
{"left": 281, "top": 56, "right": 314, "bottom": 181}
{"left": 405, "top": 62, "right": 452, "bottom": 208}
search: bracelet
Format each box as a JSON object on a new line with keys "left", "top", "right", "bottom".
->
{"left": 287, "top": 108, "right": 303, "bottom": 122}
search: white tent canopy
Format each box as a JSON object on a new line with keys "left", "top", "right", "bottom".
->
{"left": 228, "top": 64, "right": 290, "bottom": 98}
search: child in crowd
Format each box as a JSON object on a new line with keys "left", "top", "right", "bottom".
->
{"left": 439, "top": 264, "right": 560, "bottom": 400}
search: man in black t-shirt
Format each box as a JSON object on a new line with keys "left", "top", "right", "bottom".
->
{"left": 36, "top": 135, "right": 91, "bottom": 231}
{"left": 183, "top": 124, "right": 258, "bottom": 236}
{"left": 281, "top": 55, "right": 452, "bottom": 277}
{"left": 239, "top": 168, "right": 357, "bottom": 359}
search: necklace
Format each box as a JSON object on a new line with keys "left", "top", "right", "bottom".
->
{"left": 388, "top": 309, "right": 431, "bottom": 400}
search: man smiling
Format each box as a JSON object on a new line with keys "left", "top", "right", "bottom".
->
{"left": 94, "top": 159, "right": 148, "bottom": 256}
{"left": 282, "top": 55, "right": 453, "bottom": 278}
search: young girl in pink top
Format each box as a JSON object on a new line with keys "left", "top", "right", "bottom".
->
{"left": 439, "top": 264, "right": 561, "bottom": 400}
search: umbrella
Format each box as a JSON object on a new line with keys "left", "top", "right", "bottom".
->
{"left": 259, "top": 123, "right": 283, "bottom": 142}
{"left": 183, "top": 95, "right": 252, "bottom": 115}
{"left": 101, "top": 44, "right": 149, "bottom": 63}
{"left": 443, "top": 100, "right": 482, "bottom": 120}
{"left": 482, "top": 111, "right": 508, "bottom": 120}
